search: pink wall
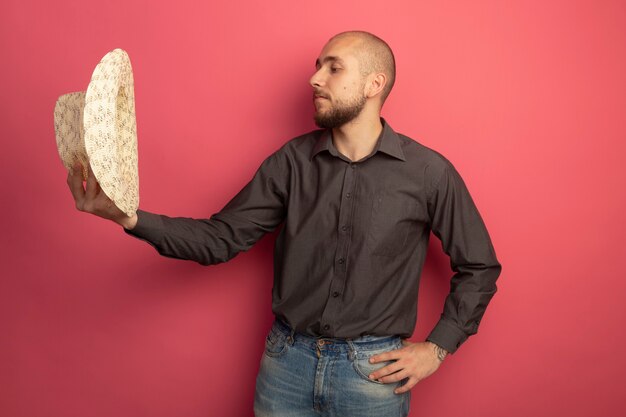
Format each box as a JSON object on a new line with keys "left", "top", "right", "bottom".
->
{"left": 1, "top": 0, "right": 625, "bottom": 416}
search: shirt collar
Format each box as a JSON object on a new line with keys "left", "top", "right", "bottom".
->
{"left": 310, "top": 117, "right": 406, "bottom": 162}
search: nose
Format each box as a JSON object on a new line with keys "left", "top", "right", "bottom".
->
{"left": 309, "top": 68, "right": 324, "bottom": 88}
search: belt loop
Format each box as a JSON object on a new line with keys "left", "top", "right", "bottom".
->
{"left": 287, "top": 327, "right": 295, "bottom": 345}
{"left": 346, "top": 339, "right": 357, "bottom": 361}
{"left": 282, "top": 320, "right": 295, "bottom": 346}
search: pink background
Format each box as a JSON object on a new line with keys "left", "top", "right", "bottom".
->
{"left": 1, "top": 0, "right": 625, "bottom": 416}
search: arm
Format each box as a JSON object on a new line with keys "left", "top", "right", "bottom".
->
{"left": 123, "top": 149, "right": 289, "bottom": 265}
{"left": 360, "top": 160, "right": 501, "bottom": 393}
{"left": 425, "top": 160, "right": 502, "bottom": 355}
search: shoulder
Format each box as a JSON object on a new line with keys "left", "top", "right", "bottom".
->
{"left": 282, "top": 128, "right": 324, "bottom": 153}
{"left": 259, "top": 129, "right": 324, "bottom": 174}
{"left": 396, "top": 131, "right": 458, "bottom": 181}
{"left": 268, "top": 128, "right": 325, "bottom": 163}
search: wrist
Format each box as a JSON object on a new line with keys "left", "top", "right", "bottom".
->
{"left": 426, "top": 340, "right": 449, "bottom": 361}
{"left": 117, "top": 212, "right": 138, "bottom": 230}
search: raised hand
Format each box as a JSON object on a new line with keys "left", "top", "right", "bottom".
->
{"left": 66, "top": 162, "right": 138, "bottom": 229}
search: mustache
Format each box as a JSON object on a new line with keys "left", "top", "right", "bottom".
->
{"left": 313, "top": 90, "right": 329, "bottom": 99}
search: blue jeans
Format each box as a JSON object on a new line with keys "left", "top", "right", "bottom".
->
{"left": 254, "top": 318, "right": 411, "bottom": 417}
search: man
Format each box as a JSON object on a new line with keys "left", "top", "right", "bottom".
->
{"left": 67, "top": 31, "right": 502, "bottom": 417}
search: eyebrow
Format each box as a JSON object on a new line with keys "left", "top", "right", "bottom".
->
{"left": 315, "top": 56, "right": 345, "bottom": 68}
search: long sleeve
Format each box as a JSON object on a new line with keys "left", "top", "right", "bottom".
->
{"left": 425, "top": 161, "right": 502, "bottom": 354}
{"left": 123, "top": 149, "right": 289, "bottom": 265}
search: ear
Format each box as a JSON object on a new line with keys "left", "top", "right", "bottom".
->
{"left": 364, "top": 72, "right": 387, "bottom": 100}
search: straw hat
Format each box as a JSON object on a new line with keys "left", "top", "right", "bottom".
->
{"left": 54, "top": 48, "right": 138, "bottom": 217}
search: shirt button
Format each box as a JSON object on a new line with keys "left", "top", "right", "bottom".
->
{"left": 323, "top": 324, "right": 330, "bottom": 331}
{"left": 351, "top": 164, "right": 356, "bottom": 169}
{"left": 346, "top": 192, "right": 351, "bottom": 198}
{"left": 332, "top": 291, "right": 340, "bottom": 297}
{"left": 338, "top": 258, "right": 345, "bottom": 264}
{"left": 341, "top": 225, "right": 348, "bottom": 231}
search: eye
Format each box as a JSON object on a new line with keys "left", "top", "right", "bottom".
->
{"left": 330, "top": 67, "right": 341, "bottom": 73}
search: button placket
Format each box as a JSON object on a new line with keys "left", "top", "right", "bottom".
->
{"left": 319, "top": 162, "right": 359, "bottom": 335}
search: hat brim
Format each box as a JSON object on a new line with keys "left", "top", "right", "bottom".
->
{"left": 83, "top": 49, "right": 139, "bottom": 217}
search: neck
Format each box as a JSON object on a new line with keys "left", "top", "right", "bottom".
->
{"left": 331, "top": 112, "right": 383, "bottom": 162}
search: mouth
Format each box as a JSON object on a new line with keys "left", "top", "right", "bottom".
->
{"left": 313, "top": 92, "right": 329, "bottom": 100}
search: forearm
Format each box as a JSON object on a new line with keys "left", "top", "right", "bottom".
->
{"left": 426, "top": 260, "right": 502, "bottom": 354}
{"left": 122, "top": 150, "right": 288, "bottom": 265}
{"left": 124, "top": 209, "right": 273, "bottom": 265}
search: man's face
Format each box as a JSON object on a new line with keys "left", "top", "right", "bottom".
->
{"left": 309, "top": 37, "right": 368, "bottom": 129}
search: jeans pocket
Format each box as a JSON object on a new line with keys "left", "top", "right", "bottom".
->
{"left": 353, "top": 357, "right": 396, "bottom": 385}
{"left": 264, "top": 327, "right": 288, "bottom": 358}
{"left": 352, "top": 340, "right": 402, "bottom": 385}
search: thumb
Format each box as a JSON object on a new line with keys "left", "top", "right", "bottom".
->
{"left": 85, "top": 164, "right": 100, "bottom": 200}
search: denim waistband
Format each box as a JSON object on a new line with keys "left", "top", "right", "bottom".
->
{"left": 271, "top": 317, "right": 402, "bottom": 356}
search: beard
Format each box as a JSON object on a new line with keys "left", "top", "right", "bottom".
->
{"left": 313, "top": 92, "right": 367, "bottom": 129}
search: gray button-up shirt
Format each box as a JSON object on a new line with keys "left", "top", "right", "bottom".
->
{"left": 124, "top": 118, "right": 502, "bottom": 354}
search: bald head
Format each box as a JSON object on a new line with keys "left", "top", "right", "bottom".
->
{"left": 328, "top": 31, "right": 396, "bottom": 105}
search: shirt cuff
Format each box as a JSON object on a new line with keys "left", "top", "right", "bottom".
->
{"left": 122, "top": 209, "right": 166, "bottom": 244}
{"left": 426, "top": 318, "right": 469, "bottom": 355}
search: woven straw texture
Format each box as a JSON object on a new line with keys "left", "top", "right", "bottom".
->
{"left": 54, "top": 48, "right": 139, "bottom": 217}
{"left": 54, "top": 91, "right": 89, "bottom": 181}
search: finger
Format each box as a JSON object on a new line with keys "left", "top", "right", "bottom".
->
{"left": 394, "top": 376, "right": 418, "bottom": 395}
{"left": 85, "top": 164, "right": 100, "bottom": 200}
{"left": 370, "top": 347, "right": 404, "bottom": 363}
{"left": 378, "top": 368, "right": 410, "bottom": 384}
{"left": 67, "top": 163, "right": 86, "bottom": 209}
{"left": 368, "top": 361, "right": 403, "bottom": 380}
